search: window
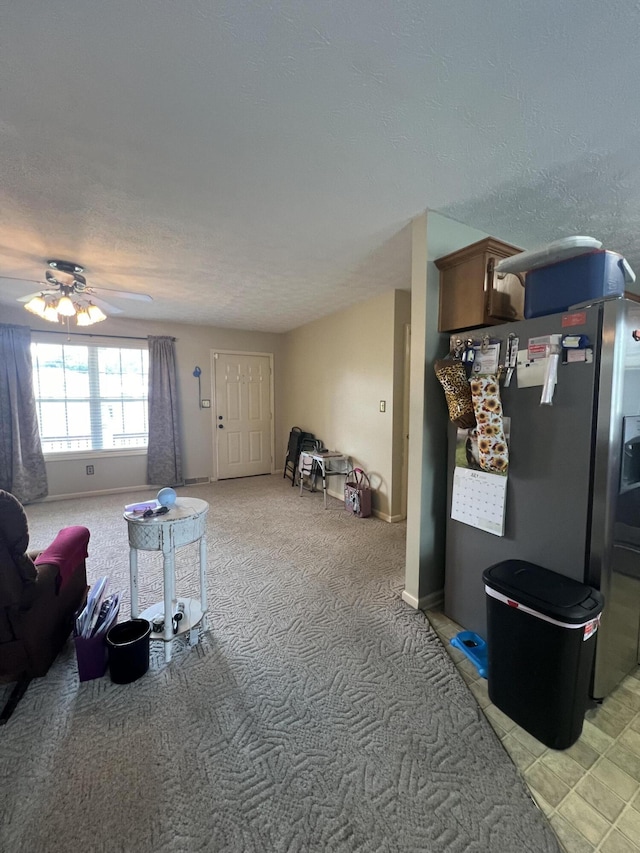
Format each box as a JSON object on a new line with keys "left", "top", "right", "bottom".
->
{"left": 31, "top": 342, "right": 149, "bottom": 453}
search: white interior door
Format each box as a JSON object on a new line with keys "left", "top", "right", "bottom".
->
{"left": 214, "top": 352, "right": 272, "bottom": 479}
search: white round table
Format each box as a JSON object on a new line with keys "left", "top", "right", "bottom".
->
{"left": 124, "top": 497, "right": 209, "bottom": 662}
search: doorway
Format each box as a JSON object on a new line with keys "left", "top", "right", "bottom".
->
{"left": 212, "top": 351, "right": 274, "bottom": 480}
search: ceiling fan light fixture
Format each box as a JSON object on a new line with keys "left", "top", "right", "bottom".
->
{"left": 42, "top": 303, "right": 59, "bottom": 323}
{"left": 24, "top": 294, "right": 47, "bottom": 317}
{"left": 56, "top": 295, "right": 77, "bottom": 317}
{"left": 20, "top": 259, "right": 138, "bottom": 325}
{"left": 86, "top": 303, "right": 106, "bottom": 323}
{"left": 75, "top": 308, "right": 92, "bottom": 326}
{"left": 23, "top": 292, "right": 107, "bottom": 326}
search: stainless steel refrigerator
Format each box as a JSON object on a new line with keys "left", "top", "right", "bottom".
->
{"left": 444, "top": 297, "right": 640, "bottom": 699}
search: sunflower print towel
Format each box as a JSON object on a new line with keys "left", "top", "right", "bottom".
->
{"left": 469, "top": 375, "right": 509, "bottom": 474}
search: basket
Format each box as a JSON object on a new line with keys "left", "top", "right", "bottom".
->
{"left": 344, "top": 469, "right": 372, "bottom": 518}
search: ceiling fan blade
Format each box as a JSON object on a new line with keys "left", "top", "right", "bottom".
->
{"left": 1, "top": 274, "right": 152, "bottom": 302}
{"left": 16, "top": 285, "right": 61, "bottom": 303}
{"left": 92, "top": 286, "right": 153, "bottom": 302}
{"left": 85, "top": 295, "right": 123, "bottom": 315}
{"left": 16, "top": 290, "right": 48, "bottom": 303}
{"left": 3, "top": 275, "right": 49, "bottom": 288}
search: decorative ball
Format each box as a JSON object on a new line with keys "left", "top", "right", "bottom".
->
{"left": 157, "top": 487, "right": 177, "bottom": 508}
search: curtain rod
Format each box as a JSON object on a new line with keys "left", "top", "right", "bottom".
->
{"left": 29, "top": 329, "right": 175, "bottom": 342}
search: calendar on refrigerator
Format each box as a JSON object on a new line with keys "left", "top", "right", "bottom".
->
{"left": 451, "top": 466, "right": 507, "bottom": 536}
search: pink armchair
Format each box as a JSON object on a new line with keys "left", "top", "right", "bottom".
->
{"left": 0, "top": 490, "right": 89, "bottom": 723}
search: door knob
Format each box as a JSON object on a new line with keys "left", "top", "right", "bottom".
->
{"left": 218, "top": 424, "right": 224, "bottom": 429}
{"left": 218, "top": 415, "right": 223, "bottom": 420}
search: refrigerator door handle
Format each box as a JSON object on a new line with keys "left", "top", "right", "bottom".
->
{"left": 612, "top": 542, "right": 640, "bottom": 557}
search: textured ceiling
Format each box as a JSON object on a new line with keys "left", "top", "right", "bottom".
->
{"left": 1, "top": 1, "right": 640, "bottom": 332}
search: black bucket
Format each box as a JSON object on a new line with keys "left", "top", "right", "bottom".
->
{"left": 106, "top": 619, "right": 151, "bottom": 684}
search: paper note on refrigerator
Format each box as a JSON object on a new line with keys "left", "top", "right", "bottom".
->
{"left": 451, "top": 467, "right": 507, "bottom": 536}
{"left": 517, "top": 349, "right": 556, "bottom": 388}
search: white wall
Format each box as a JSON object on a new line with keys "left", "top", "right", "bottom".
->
{"left": 1, "top": 304, "right": 285, "bottom": 499}
{"left": 279, "top": 289, "right": 410, "bottom": 520}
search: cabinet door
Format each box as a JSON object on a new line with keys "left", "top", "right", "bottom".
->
{"left": 438, "top": 254, "right": 488, "bottom": 332}
{"left": 486, "top": 258, "right": 525, "bottom": 323}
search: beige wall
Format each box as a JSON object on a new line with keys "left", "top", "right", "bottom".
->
{"left": 3, "top": 288, "right": 410, "bottom": 514}
{"left": 1, "top": 304, "right": 284, "bottom": 499}
{"left": 279, "top": 289, "right": 410, "bottom": 520}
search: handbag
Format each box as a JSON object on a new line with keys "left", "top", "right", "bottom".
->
{"left": 344, "top": 469, "right": 372, "bottom": 518}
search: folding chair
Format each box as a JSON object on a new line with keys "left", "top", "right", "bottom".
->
{"left": 283, "top": 428, "right": 315, "bottom": 486}
{"left": 297, "top": 438, "right": 323, "bottom": 492}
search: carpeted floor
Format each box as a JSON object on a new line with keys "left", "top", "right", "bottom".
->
{"left": 0, "top": 476, "right": 561, "bottom": 852}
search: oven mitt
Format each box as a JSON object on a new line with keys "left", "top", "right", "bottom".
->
{"left": 434, "top": 358, "right": 476, "bottom": 430}
{"left": 469, "top": 375, "right": 509, "bottom": 474}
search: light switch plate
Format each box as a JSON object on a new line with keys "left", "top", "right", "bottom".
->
{"left": 379, "top": 400, "right": 386, "bottom": 412}
{"left": 201, "top": 399, "right": 211, "bottom": 408}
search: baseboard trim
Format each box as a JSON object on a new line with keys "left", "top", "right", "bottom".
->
{"left": 325, "top": 489, "right": 403, "bottom": 524}
{"left": 42, "top": 484, "right": 151, "bottom": 502}
{"left": 401, "top": 589, "right": 444, "bottom": 611}
{"left": 374, "top": 511, "right": 405, "bottom": 523}
{"left": 421, "top": 589, "right": 445, "bottom": 611}
{"left": 401, "top": 590, "right": 419, "bottom": 609}
{"left": 42, "top": 477, "right": 225, "bottom": 502}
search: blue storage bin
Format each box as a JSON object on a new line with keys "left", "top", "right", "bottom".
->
{"left": 524, "top": 250, "right": 628, "bottom": 319}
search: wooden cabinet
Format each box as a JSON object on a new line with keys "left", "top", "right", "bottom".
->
{"left": 436, "top": 237, "right": 524, "bottom": 333}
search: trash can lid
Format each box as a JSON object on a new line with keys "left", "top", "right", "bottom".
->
{"left": 482, "top": 560, "right": 604, "bottom": 624}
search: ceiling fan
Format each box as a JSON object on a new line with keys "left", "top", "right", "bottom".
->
{"left": 10, "top": 259, "right": 152, "bottom": 326}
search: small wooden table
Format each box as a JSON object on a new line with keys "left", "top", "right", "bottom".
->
{"left": 124, "top": 497, "right": 209, "bottom": 662}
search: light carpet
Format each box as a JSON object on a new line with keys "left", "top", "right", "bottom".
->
{"left": 0, "top": 476, "right": 560, "bottom": 852}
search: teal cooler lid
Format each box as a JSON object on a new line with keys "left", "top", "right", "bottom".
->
{"left": 482, "top": 560, "right": 603, "bottom": 624}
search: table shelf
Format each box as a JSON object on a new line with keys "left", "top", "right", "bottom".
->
{"left": 140, "top": 598, "right": 204, "bottom": 642}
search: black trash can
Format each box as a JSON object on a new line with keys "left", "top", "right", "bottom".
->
{"left": 106, "top": 619, "right": 151, "bottom": 684}
{"left": 482, "top": 560, "right": 604, "bottom": 750}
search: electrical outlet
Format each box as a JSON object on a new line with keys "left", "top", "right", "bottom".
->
{"left": 201, "top": 399, "right": 211, "bottom": 408}
{"left": 86, "top": 465, "right": 94, "bottom": 475}
{"left": 379, "top": 400, "right": 386, "bottom": 413}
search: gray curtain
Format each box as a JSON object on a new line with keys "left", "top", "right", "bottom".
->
{"left": 147, "top": 336, "right": 183, "bottom": 486}
{"left": 0, "top": 323, "right": 48, "bottom": 503}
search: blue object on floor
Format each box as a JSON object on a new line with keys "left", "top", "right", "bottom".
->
{"left": 450, "top": 631, "right": 488, "bottom": 679}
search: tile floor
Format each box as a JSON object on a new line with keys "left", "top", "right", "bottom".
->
{"left": 427, "top": 609, "right": 640, "bottom": 853}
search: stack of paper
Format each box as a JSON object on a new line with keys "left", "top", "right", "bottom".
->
{"left": 75, "top": 576, "right": 120, "bottom": 639}
{"left": 124, "top": 499, "right": 160, "bottom": 514}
